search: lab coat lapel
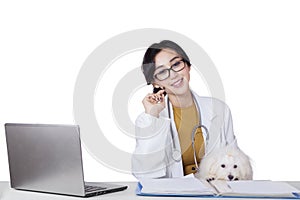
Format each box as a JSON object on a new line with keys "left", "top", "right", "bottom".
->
{"left": 193, "top": 93, "right": 216, "bottom": 132}
{"left": 193, "top": 93, "right": 219, "bottom": 154}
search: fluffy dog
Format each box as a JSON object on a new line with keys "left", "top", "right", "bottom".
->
{"left": 195, "top": 145, "right": 253, "bottom": 181}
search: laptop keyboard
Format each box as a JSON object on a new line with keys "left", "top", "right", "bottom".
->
{"left": 85, "top": 185, "right": 106, "bottom": 192}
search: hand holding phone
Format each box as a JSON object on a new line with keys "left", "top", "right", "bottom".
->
{"left": 142, "top": 87, "right": 166, "bottom": 117}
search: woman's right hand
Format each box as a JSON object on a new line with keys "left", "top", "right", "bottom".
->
{"left": 142, "top": 89, "right": 166, "bottom": 118}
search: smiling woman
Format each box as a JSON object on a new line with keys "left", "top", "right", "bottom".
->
{"left": 131, "top": 40, "right": 238, "bottom": 179}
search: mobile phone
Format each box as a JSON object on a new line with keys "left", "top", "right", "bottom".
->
{"left": 153, "top": 87, "right": 167, "bottom": 96}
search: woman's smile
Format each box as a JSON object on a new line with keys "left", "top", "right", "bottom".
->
{"left": 171, "top": 77, "right": 184, "bottom": 88}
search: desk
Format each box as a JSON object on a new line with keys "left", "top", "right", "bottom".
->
{"left": 1, "top": 181, "right": 300, "bottom": 200}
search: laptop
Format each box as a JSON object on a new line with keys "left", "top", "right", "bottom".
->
{"left": 4, "top": 123, "right": 127, "bottom": 197}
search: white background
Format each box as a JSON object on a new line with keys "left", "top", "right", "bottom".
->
{"left": 1, "top": 0, "right": 300, "bottom": 182}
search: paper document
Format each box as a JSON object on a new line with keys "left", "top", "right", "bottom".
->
{"left": 224, "top": 180, "right": 300, "bottom": 197}
{"left": 139, "top": 174, "right": 214, "bottom": 195}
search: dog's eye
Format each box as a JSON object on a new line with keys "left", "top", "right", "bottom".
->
{"left": 233, "top": 165, "right": 237, "bottom": 168}
{"left": 221, "top": 164, "right": 226, "bottom": 168}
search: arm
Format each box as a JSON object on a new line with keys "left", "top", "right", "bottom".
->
{"left": 131, "top": 113, "right": 170, "bottom": 179}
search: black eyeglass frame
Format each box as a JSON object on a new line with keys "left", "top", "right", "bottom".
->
{"left": 153, "top": 59, "right": 187, "bottom": 81}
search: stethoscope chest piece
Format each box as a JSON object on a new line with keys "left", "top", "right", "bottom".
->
{"left": 172, "top": 149, "right": 182, "bottom": 162}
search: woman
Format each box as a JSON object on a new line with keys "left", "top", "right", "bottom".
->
{"left": 131, "top": 40, "right": 237, "bottom": 179}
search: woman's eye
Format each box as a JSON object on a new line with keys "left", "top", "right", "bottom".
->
{"left": 172, "top": 61, "right": 182, "bottom": 69}
{"left": 173, "top": 61, "right": 180, "bottom": 67}
{"left": 157, "top": 69, "right": 167, "bottom": 75}
{"left": 221, "top": 164, "right": 226, "bottom": 168}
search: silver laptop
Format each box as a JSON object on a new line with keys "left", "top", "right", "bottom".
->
{"left": 4, "top": 123, "right": 127, "bottom": 197}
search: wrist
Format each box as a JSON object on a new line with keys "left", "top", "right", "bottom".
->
{"left": 145, "top": 109, "right": 159, "bottom": 118}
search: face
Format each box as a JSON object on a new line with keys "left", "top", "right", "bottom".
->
{"left": 209, "top": 148, "right": 253, "bottom": 181}
{"left": 213, "top": 155, "right": 241, "bottom": 181}
{"left": 153, "top": 48, "right": 191, "bottom": 96}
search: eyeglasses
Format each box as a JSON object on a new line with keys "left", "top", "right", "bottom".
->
{"left": 153, "top": 59, "right": 186, "bottom": 81}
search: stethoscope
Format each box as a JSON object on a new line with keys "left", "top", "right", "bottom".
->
{"left": 167, "top": 93, "right": 209, "bottom": 172}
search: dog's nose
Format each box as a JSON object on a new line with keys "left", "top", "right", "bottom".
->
{"left": 228, "top": 175, "right": 234, "bottom": 180}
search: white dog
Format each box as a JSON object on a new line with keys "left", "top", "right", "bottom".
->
{"left": 195, "top": 145, "right": 253, "bottom": 181}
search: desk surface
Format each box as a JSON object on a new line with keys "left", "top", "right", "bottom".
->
{"left": 1, "top": 181, "right": 300, "bottom": 200}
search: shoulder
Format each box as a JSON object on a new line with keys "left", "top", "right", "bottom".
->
{"left": 192, "top": 92, "right": 232, "bottom": 115}
{"left": 194, "top": 93, "right": 229, "bottom": 108}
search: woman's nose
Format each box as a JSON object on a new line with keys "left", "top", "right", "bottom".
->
{"left": 169, "top": 69, "right": 178, "bottom": 80}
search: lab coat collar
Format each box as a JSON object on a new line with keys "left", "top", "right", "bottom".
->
{"left": 192, "top": 91, "right": 217, "bottom": 127}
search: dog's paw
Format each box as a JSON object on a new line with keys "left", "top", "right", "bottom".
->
{"left": 206, "top": 177, "right": 215, "bottom": 182}
{"left": 194, "top": 172, "right": 216, "bottom": 182}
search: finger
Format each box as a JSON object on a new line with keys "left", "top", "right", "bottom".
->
{"left": 150, "top": 94, "right": 161, "bottom": 103}
{"left": 146, "top": 94, "right": 160, "bottom": 104}
{"left": 147, "top": 95, "right": 158, "bottom": 104}
{"left": 145, "top": 92, "right": 165, "bottom": 104}
{"left": 156, "top": 91, "right": 165, "bottom": 102}
{"left": 156, "top": 89, "right": 166, "bottom": 96}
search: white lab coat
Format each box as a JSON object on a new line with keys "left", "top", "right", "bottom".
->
{"left": 131, "top": 92, "right": 237, "bottom": 179}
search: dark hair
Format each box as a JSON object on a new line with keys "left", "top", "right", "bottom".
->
{"left": 141, "top": 40, "right": 191, "bottom": 85}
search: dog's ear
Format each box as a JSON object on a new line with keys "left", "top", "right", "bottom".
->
{"left": 204, "top": 151, "right": 220, "bottom": 174}
{"left": 242, "top": 161, "right": 253, "bottom": 180}
{"left": 238, "top": 151, "right": 253, "bottom": 180}
{"left": 198, "top": 152, "right": 219, "bottom": 178}
{"left": 244, "top": 158, "right": 253, "bottom": 179}
{"left": 209, "top": 159, "right": 220, "bottom": 175}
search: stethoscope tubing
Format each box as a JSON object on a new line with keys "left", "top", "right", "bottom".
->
{"left": 167, "top": 93, "right": 209, "bottom": 171}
